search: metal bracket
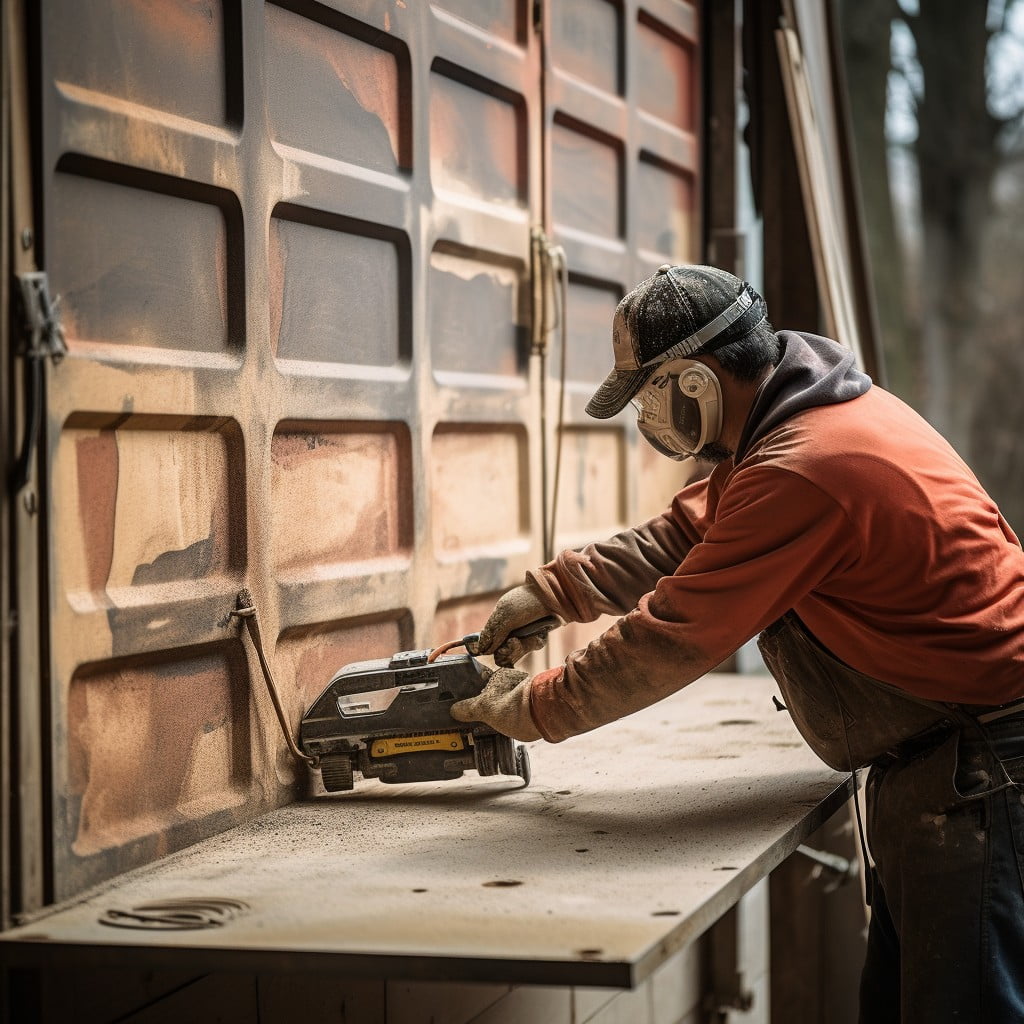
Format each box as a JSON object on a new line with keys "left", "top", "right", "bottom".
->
{"left": 795, "top": 843, "right": 858, "bottom": 892}
{"left": 18, "top": 271, "right": 67, "bottom": 364}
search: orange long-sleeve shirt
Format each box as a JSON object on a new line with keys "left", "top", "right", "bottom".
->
{"left": 529, "top": 338, "right": 1024, "bottom": 743}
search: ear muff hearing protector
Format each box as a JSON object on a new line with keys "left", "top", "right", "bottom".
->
{"left": 630, "top": 359, "right": 723, "bottom": 460}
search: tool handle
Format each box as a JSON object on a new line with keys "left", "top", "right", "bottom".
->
{"left": 509, "top": 614, "right": 561, "bottom": 640}
{"left": 461, "top": 614, "right": 561, "bottom": 652}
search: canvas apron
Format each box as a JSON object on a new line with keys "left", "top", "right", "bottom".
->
{"left": 757, "top": 612, "right": 957, "bottom": 771}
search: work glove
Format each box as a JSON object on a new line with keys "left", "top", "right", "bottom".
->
{"left": 450, "top": 667, "right": 542, "bottom": 742}
{"left": 469, "top": 582, "right": 557, "bottom": 667}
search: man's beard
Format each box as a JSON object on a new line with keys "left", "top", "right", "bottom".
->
{"left": 695, "top": 441, "right": 734, "bottom": 464}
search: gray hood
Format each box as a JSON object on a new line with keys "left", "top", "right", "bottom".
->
{"left": 735, "top": 331, "right": 872, "bottom": 462}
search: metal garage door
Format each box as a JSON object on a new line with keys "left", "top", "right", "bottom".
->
{"left": 25, "top": 0, "right": 699, "bottom": 907}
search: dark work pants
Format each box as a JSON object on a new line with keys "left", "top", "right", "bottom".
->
{"left": 859, "top": 718, "right": 1024, "bottom": 1022}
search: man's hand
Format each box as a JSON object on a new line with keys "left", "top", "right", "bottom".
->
{"left": 450, "top": 667, "right": 542, "bottom": 741}
{"left": 469, "top": 582, "right": 557, "bottom": 667}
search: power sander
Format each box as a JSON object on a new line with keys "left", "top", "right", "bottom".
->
{"left": 297, "top": 616, "right": 559, "bottom": 792}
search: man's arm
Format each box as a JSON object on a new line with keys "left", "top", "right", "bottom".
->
{"left": 471, "top": 476, "right": 712, "bottom": 665}
{"left": 528, "top": 476, "right": 712, "bottom": 623}
{"left": 529, "top": 467, "right": 858, "bottom": 742}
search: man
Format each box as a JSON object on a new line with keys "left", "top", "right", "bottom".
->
{"left": 451, "top": 264, "right": 1024, "bottom": 1022}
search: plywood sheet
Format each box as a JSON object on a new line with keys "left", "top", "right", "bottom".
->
{"left": 1, "top": 676, "right": 848, "bottom": 987}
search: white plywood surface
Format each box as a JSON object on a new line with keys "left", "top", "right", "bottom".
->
{"left": 0, "top": 674, "right": 848, "bottom": 986}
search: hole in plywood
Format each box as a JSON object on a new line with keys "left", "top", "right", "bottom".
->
{"left": 482, "top": 879, "right": 523, "bottom": 888}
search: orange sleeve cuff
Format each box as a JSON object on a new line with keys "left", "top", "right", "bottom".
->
{"left": 528, "top": 666, "right": 566, "bottom": 743}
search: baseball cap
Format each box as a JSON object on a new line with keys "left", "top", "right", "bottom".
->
{"left": 585, "top": 264, "right": 768, "bottom": 419}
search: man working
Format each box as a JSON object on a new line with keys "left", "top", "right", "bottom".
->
{"left": 451, "top": 264, "right": 1024, "bottom": 1022}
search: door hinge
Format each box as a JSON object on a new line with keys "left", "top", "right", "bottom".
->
{"left": 18, "top": 271, "right": 67, "bottom": 364}
{"left": 10, "top": 272, "right": 66, "bottom": 493}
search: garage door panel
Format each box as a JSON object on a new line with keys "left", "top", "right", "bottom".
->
{"left": 271, "top": 422, "right": 413, "bottom": 580}
{"left": 550, "top": 0, "right": 623, "bottom": 95}
{"left": 636, "top": 154, "right": 696, "bottom": 262}
{"left": 270, "top": 209, "right": 411, "bottom": 369}
{"left": 636, "top": 9, "right": 697, "bottom": 128}
{"left": 265, "top": 1, "right": 411, "bottom": 172}
{"left": 430, "top": 63, "right": 527, "bottom": 208}
{"left": 431, "top": 425, "right": 529, "bottom": 557}
{"left": 551, "top": 116, "right": 624, "bottom": 240}
{"left": 430, "top": 246, "right": 528, "bottom": 379}
{"left": 50, "top": 165, "right": 240, "bottom": 356}
{"left": 556, "top": 427, "right": 626, "bottom": 541}
{"left": 432, "top": 0, "right": 526, "bottom": 45}
{"left": 33, "top": 0, "right": 707, "bottom": 906}
{"left": 43, "top": 0, "right": 237, "bottom": 128}
{"left": 60, "top": 643, "right": 251, "bottom": 892}
{"left": 565, "top": 277, "right": 622, "bottom": 385}
{"left": 54, "top": 416, "right": 243, "bottom": 608}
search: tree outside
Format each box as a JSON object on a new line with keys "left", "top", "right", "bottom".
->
{"left": 838, "top": 0, "right": 1024, "bottom": 529}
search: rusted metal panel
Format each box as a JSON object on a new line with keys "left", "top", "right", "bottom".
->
{"left": 265, "top": 2, "right": 409, "bottom": 172}
{"left": 56, "top": 419, "right": 239, "bottom": 599}
{"left": 433, "top": 0, "right": 525, "bottom": 45}
{"left": 429, "top": 247, "right": 526, "bottom": 378}
{"left": 556, "top": 427, "right": 626, "bottom": 540}
{"left": 34, "top": 0, "right": 544, "bottom": 904}
{"left": 544, "top": 0, "right": 703, "bottom": 548}
{"left": 565, "top": 279, "right": 621, "bottom": 383}
{"left": 270, "top": 423, "right": 412, "bottom": 573}
{"left": 430, "top": 65, "right": 526, "bottom": 207}
{"left": 552, "top": 116, "right": 624, "bottom": 240}
{"left": 550, "top": 0, "right": 623, "bottom": 96}
{"left": 49, "top": 167, "right": 238, "bottom": 354}
{"left": 270, "top": 214, "right": 409, "bottom": 367}
{"left": 636, "top": 155, "right": 695, "bottom": 261}
{"left": 66, "top": 646, "right": 251, "bottom": 859}
{"left": 636, "top": 8, "right": 697, "bottom": 129}
{"left": 46, "top": 0, "right": 231, "bottom": 127}
{"left": 431, "top": 426, "right": 529, "bottom": 556}
{"left": 29, "top": 0, "right": 699, "bottom": 909}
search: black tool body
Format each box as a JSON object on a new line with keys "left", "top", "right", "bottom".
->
{"left": 299, "top": 617, "right": 557, "bottom": 792}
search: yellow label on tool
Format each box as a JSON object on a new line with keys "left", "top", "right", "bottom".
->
{"left": 370, "top": 733, "right": 465, "bottom": 758}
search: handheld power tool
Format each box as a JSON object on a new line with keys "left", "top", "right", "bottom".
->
{"left": 297, "top": 616, "right": 560, "bottom": 792}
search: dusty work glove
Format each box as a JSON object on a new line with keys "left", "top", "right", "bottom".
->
{"left": 469, "top": 582, "right": 557, "bottom": 667}
{"left": 450, "top": 667, "right": 542, "bottom": 742}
